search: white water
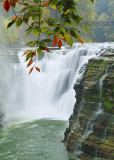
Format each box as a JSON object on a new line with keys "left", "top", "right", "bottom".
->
{"left": 2, "top": 43, "right": 114, "bottom": 122}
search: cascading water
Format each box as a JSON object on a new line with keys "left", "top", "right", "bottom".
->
{"left": 0, "top": 43, "right": 114, "bottom": 160}
{"left": 1, "top": 43, "right": 113, "bottom": 123}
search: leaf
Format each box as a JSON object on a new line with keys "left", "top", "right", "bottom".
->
{"left": 16, "top": 18, "right": 22, "bottom": 28}
{"left": 70, "top": 30, "right": 77, "bottom": 38}
{"left": 44, "top": 47, "right": 50, "bottom": 52}
{"left": 26, "top": 27, "right": 33, "bottom": 36}
{"left": 41, "top": 27, "right": 48, "bottom": 33}
{"left": 49, "top": 3, "right": 56, "bottom": 9}
{"left": 28, "top": 67, "right": 34, "bottom": 75}
{"left": 32, "top": 51, "right": 36, "bottom": 56}
{"left": 33, "top": 27, "right": 39, "bottom": 36}
{"left": 64, "top": 10, "right": 70, "bottom": 15}
{"left": 15, "top": 0, "right": 18, "bottom": 2}
{"left": 32, "top": 14, "right": 39, "bottom": 21}
{"left": 58, "top": 39, "right": 62, "bottom": 49}
{"left": 12, "top": 16, "right": 18, "bottom": 22}
{"left": 34, "top": 0, "right": 39, "bottom": 3}
{"left": 20, "top": 7, "right": 28, "bottom": 13}
{"left": 26, "top": 52, "right": 32, "bottom": 61}
{"left": 37, "top": 48, "right": 42, "bottom": 56}
{"left": 10, "top": 0, "right": 14, "bottom": 7}
{"left": 42, "top": 39, "right": 52, "bottom": 43}
{"left": 35, "top": 67, "right": 40, "bottom": 72}
{"left": 84, "top": 24, "right": 88, "bottom": 31}
{"left": 27, "top": 59, "right": 34, "bottom": 67}
{"left": 31, "top": 41, "right": 37, "bottom": 47}
{"left": 90, "top": 0, "right": 94, "bottom": 3}
{"left": 77, "top": 38, "right": 83, "bottom": 44}
{"left": 68, "top": 37, "right": 73, "bottom": 47}
{"left": 26, "top": 41, "right": 34, "bottom": 46}
{"left": 64, "top": 34, "right": 70, "bottom": 42}
{"left": 23, "top": 13, "right": 29, "bottom": 24}
{"left": 59, "top": 34, "right": 64, "bottom": 40}
{"left": 22, "top": 50, "right": 30, "bottom": 56}
{"left": 7, "top": 20, "right": 15, "bottom": 29}
{"left": 42, "top": 1, "right": 49, "bottom": 6}
{"left": 3, "top": 0, "right": 10, "bottom": 12}
{"left": 53, "top": 35, "right": 58, "bottom": 47}
{"left": 21, "top": 16, "right": 24, "bottom": 22}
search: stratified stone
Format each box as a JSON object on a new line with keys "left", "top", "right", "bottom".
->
{"left": 64, "top": 52, "right": 114, "bottom": 160}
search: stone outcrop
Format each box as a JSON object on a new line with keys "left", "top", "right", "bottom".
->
{"left": 64, "top": 51, "right": 114, "bottom": 160}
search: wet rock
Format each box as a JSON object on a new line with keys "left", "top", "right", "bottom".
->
{"left": 64, "top": 52, "right": 114, "bottom": 159}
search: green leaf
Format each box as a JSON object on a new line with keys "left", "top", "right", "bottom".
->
{"left": 31, "top": 41, "right": 37, "bottom": 47}
{"left": 20, "top": 7, "right": 28, "bottom": 13}
{"left": 41, "top": 27, "right": 48, "bottom": 33}
{"left": 42, "top": 39, "right": 52, "bottom": 43}
{"left": 33, "top": 27, "right": 39, "bottom": 36}
{"left": 32, "top": 14, "right": 39, "bottom": 21}
{"left": 16, "top": 18, "right": 22, "bottom": 28}
{"left": 7, "top": 20, "right": 16, "bottom": 29}
{"left": 39, "top": 41, "right": 45, "bottom": 47}
{"left": 90, "top": 0, "right": 94, "bottom": 3}
{"left": 60, "top": 27, "right": 66, "bottom": 34}
{"left": 68, "top": 37, "right": 73, "bottom": 47}
{"left": 26, "top": 27, "right": 33, "bottom": 36}
{"left": 70, "top": 30, "right": 77, "bottom": 38}
{"left": 46, "top": 29, "right": 52, "bottom": 37}
{"left": 34, "top": 0, "right": 39, "bottom": 3}
{"left": 26, "top": 52, "right": 32, "bottom": 61}
{"left": 26, "top": 41, "right": 34, "bottom": 45}
{"left": 37, "top": 48, "right": 42, "bottom": 56}
{"left": 23, "top": 13, "right": 29, "bottom": 24}
{"left": 84, "top": 24, "right": 88, "bottom": 31}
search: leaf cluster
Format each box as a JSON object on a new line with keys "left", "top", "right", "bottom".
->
{"left": 3, "top": 0, "right": 95, "bottom": 74}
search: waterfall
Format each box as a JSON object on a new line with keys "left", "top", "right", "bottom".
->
{"left": 1, "top": 43, "right": 113, "bottom": 123}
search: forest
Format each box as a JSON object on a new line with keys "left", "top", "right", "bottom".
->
{"left": 0, "top": 0, "right": 114, "bottom": 47}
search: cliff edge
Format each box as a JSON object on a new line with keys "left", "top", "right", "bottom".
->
{"left": 64, "top": 50, "right": 114, "bottom": 160}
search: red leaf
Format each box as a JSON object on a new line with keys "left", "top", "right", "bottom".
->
{"left": 42, "top": 1, "right": 49, "bottom": 6}
{"left": 21, "top": 16, "right": 24, "bottom": 22}
{"left": 27, "top": 59, "right": 34, "bottom": 67}
{"left": 53, "top": 35, "right": 58, "bottom": 47}
{"left": 12, "top": 16, "right": 17, "bottom": 22}
{"left": 15, "top": 0, "right": 18, "bottom": 2}
{"left": 32, "top": 51, "right": 36, "bottom": 56}
{"left": 35, "top": 67, "right": 40, "bottom": 72}
{"left": 10, "top": 0, "right": 13, "bottom": 6}
{"left": 22, "top": 50, "right": 30, "bottom": 56}
{"left": 28, "top": 67, "right": 34, "bottom": 75}
{"left": 3, "top": 0, "right": 10, "bottom": 12}
{"left": 44, "top": 47, "right": 50, "bottom": 52}
{"left": 77, "top": 38, "right": 83, "bottom": 44}
{"left": 58, "top": 39, "right": 62, "bottom": 49}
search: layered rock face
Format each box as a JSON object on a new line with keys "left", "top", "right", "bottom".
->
{"left": 64, "top": 51, "right": 114, "bottom": 160}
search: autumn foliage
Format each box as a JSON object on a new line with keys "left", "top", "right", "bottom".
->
{"left": 1, "top": 0, "right": 95, "bottom": 74}
{"left": 53, "top": 35, "right": 58, "bottom": 47}
{"left": 3, "top": 0, "right": 18, "bottom": 12}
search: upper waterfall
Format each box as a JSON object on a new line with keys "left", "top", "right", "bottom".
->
{"left": 2, "top": 43, "right": 114, "bottom": 123}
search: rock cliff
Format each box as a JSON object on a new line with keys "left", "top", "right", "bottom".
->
{"left": 64, "top": 50, "right": 114, "bottom": 160}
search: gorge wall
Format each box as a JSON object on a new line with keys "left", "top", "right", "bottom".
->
{"left": 64, "top": 50, "right": 114, "bottom": 160}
